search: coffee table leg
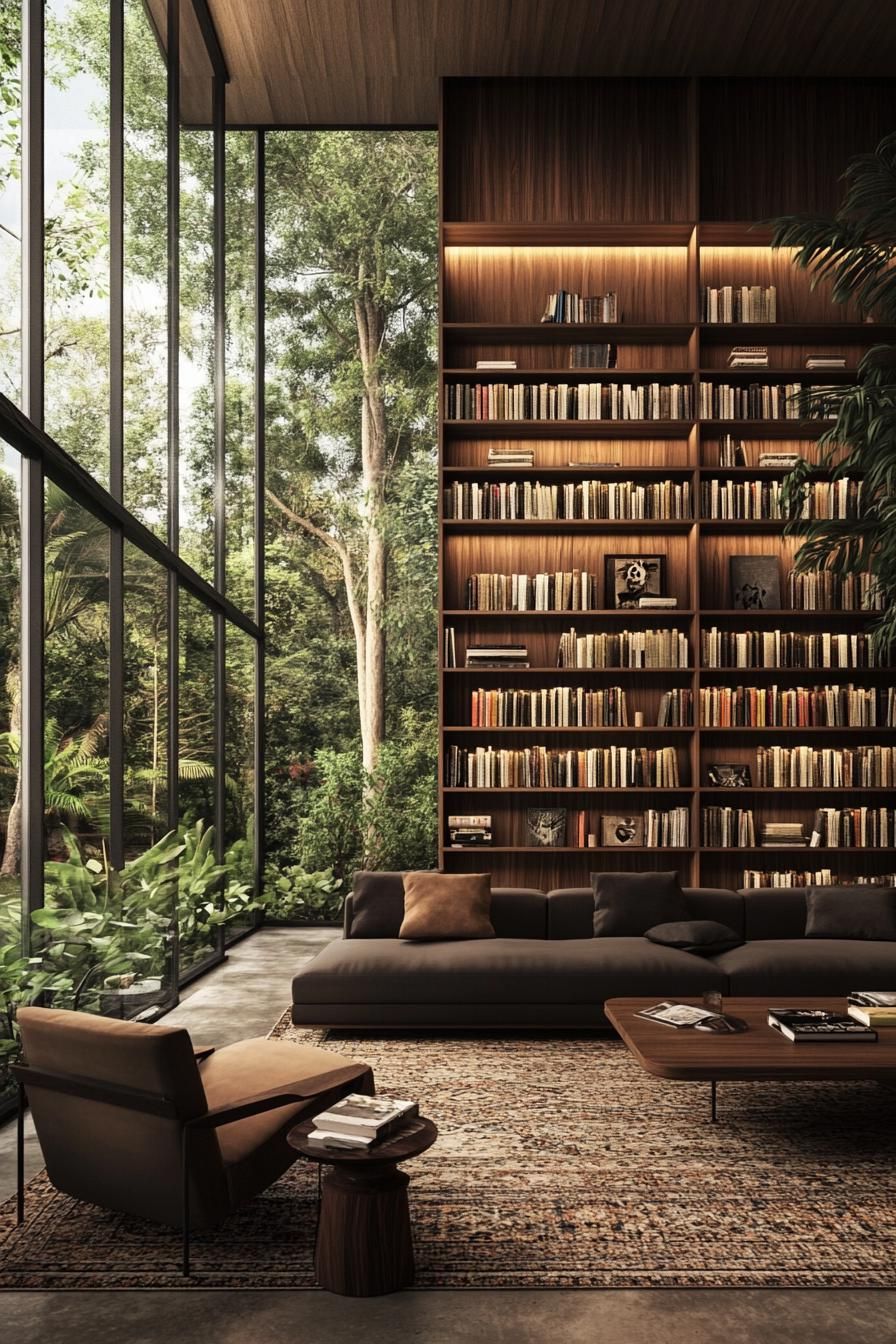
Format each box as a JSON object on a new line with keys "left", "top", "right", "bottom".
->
{"left": 710, "top": 1080, "right": 718, "bottom": 1123}
{"left": 314, "top": 1162, "right": 415, "bottom": 1296}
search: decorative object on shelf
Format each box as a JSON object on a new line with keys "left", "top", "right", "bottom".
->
{"left": 601, "top": 813, "right": 646, "bottom": 847}
{"left": 605, "top": 554, "right": 665, "bottom": 609}
{"left": 730, "top": 555, "right": 782, "bottom": 610}
{"left": 706, "top": 763, "right": 752, "bottom": 788}
{"left": 448, "top": 814, "right": 493, "bottom": 848}
{"left": 464, "top": 642, "right": 529, "bottom": 668}
{"left": 487, "top": 447, "right": 535, "bottom": 467}
{"left": 527, "top": 808, "right": 567, "bottom": 847}
{"left": 728, "top": 346, "right": 769, "bottom": 368}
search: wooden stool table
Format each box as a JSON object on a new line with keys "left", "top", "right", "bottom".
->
{"left": 288, "top": 1115, "right": 437, "bottom": 1296}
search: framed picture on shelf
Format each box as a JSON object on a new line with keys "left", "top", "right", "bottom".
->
{"left": 526, "top": 808, "right": 567, "bottom": 847}
{"left": 730, "top": 555, "right": 781, "bottom": 610}
{"left": 604, "top": 555, "right": 665, "bottom": 609}
{"left": 706, "top": 763, "right": 752, "bottom": 788}
{"left": 600, "top": 814, "right": 646, "bottom": 847}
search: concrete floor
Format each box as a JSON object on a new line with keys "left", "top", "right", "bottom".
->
{"left": 3, "top": 926, "right": 896, "bottom": 1343}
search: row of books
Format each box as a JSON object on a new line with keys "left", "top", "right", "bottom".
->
{"left": 755, "top": 744, "right": 896, "bottom": 788}
{"left": 443, "top": 744, "right": 681, "bottom": 788}
{"left": 701, "top": 285, "right": 777, "bottom": 323}
{"left": 557, "top": 628, "right": 690, "bottom": 669}
{"left": 701, "top": 629, "right": 878, "bottom": 669}
{"left": 446, "top": 809, "right": 689, "bottom": 848}
{"left": 444, "top": 480, "right": 693, "bottom": 521}
{"left": 700, "top": 477, "right": 863, "bottom": 521}
{"left": 715, "top": 442, "right": 807, "bottom": 469}
{"left": 569, "top": 343, "right": 617, "bottom": 368}
{"left": 809, "top": 808, "right": 896, "bottom": 849}
{"left": 698, "top": 381, "right": 830, "bottom": 420}
{"left": 465, "top": 571, "right": 599, "bottom": 611}
{"left": 742, "top": 870, "right": 896, "bottom": 888}
{"left": 468, "top": 686, "right": 630, "bottom": 727}
{"left": 444, "top": 381, "right": 694, "bottom": 421}
{"left": 702, "top": 807, "right": 756, "bottom": 848}
{"left": 699, "top": 684, "right": 896, "bottom": 728}
{"left": 788, "top": 570, "right": 883, "bottom": 611}
{"left": 541, "top": 290, "right": 618, "bottom": 323}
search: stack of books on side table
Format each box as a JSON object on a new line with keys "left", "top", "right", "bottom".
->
{"left": 306, "top": 1094, "right": 419, "bottom": 1151}
{"left": 847, "top": 992, "right": 896, "bottom": 1026}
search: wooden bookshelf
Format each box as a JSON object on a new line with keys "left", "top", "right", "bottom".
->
{"left": 438, "top": 76, "right": 896, "bottom": 892}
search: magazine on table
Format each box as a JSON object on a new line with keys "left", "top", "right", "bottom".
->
{"left": 636, "top": 1002, "right": 721, "bottom": 1029}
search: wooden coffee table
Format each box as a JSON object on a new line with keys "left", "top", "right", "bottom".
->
{"left": 605, "top": 997, "right": 896, "bottom": 1122}
{"left": 288, "top": 1115, "right": 437, "bottom": 1296}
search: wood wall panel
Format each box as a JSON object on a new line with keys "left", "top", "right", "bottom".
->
{"left": 443, "top": 79, "right": 694, "bottom": 223}
{"left": 444, "top": 437, "right": 694, "bottom": 469}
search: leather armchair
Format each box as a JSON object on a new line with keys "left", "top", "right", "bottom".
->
{"left": 13, "top": 1006, "right": 374, "bottom": 1274}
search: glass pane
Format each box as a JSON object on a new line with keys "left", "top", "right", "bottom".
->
{"left": 177, "top": 589, "right": 218, "bottom": 975}
{"left": 178, "top": 125, "right": 214, "bottom": 578}
{"left": 225, "top": 131, "right": 255, "bottom": 611}
{"left": 44, "top": 0, "right": 110, "bottom": 482}
{"left": 123, "top": 542, "right": 168, "bottom": 854}
{"left": 0, "top": 441, "right": 20, "bottom": 1101}
{"left": 0, "top": 12, "right": 21, "bottom": 404}
{"left": 123, "top": 0, "right": 168, "bottom": 535}
{"left": 224, "top": 623, "right": 256, "bottom": 945}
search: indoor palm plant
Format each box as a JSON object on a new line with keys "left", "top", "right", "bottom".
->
{"left": 771, "top": 131, "right": 896, "bottom": 654}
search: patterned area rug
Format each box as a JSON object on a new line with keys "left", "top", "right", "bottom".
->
{"left": 2, "top": 1016, "right": 896, "bottom": 1289}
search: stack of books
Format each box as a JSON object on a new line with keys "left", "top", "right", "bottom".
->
{"left": 768, "top": 1008, "right": 876, "bottom": 1042}
{"left": 306, "top": 1094, "right": 418, "bottom": 1151}
{"left": 637, "top": 595, "right": 678, "bottom": 608}
{"left": 758, "top": 450, "right": 803, "bottom": 469}
{"left": 487, "top": 446, "right": 534, "bottom": 468}
{"left": 465, "top": 642, "right": 529, "bottom": 669}
{"left": 728, "top": 345, "right": 769, "bottom": 368}
{"left": 476, "top": 359, "right": 517, "bottom": 370}
{"left": 847, "top": 992, "right": 896, "bottom": 1027}
{"left": 761, "top": 820, "right": 807, "bottom": 848}
{"left": 805, "top": 353, "right": 846, "bottom": 369}
{"left": 568, "top": 343, "right": 617, "bottom": 368}
{"left": 448, "top": 814, "right": 493, "bottom": 847}
{"left": 541, "top": 290, "right": 618, "bottom": 323}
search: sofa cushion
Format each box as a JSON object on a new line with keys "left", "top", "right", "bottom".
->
{"left": 399, "top": 872, "right": 494, "bottom": 941}
{"left": 291, "top": 935, "right": 726, "bottom": 1007}
{"left": 645, "top": 920, "right": 742, "bottom": 956}
{"left": 592, "top": 871, "right": 687, "bottom": 937}
{"left": 805, "top": 886, "right": 896, "bottom": 942}
{"left": 739, "top": 887, "right": 810, "bottom": 941}
{"left": 549, "top": 887, "right": 744, "bottom": 940}
{"left": 714, "top": 939, "right": 896, "bottom": 996}
{"left": 347, "top": 873, "right": 546, "bottom": 939}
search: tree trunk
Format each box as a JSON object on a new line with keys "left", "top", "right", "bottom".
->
{"left": 356, "top": 292, "right": 388, "bottom": 777}
{"left": 1, "top": 679, "right": 22, "bottom": 876}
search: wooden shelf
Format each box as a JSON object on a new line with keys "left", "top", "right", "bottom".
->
{"left": 442, "top": 367, "right": 693, "bottom": 379}
{"left": 702, "top": 847, "right": 896, "bottom": 854}
{"left": 700, "top": 725, "right": 896, "bottom": 734}
{"left": 699, "top": 787, "right": 896, "bottom": 794}
{"left": 700, "top": 322, "right": 896, "bottom": 343}
{"left": 699, "top": 665, "right": 893, "bottom": 677}
{"left": 443, "top": 465, "right": 697, "bottom": 477}
{"left": 442, "top": 846, "right": 694, "bottom": 854}
{"left": 699, "top": 609, "right": 877, "bottom": 620}
{"left": 699, "top": 420, "right": 836, "bottom": 436}
{"left": 442, "top": 420, "right": 694, "bottom": 438}
{"left": 443, "top": 666, "right": 696, "bottom": 676}
{"left": 444, "top": 609, "right": 694, "bottom": 618}
{"left": 442, "top": 322, "right": 694, "bottom": 343}
{"left": 445, "top": 725, "right": 692, "bottom": 733}
{"left": 443, "top": 518, "right": 694, "bottom": 532}
{"left": 443, "top": 222, "right": 695, "bottom": 247}
{"left": 443, "top": 786, "right": 693, "bottom": 794}
{"left": 699, "top": 519, "right": 805, "bottom": 532}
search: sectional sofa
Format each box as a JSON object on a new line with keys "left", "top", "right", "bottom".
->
{"left": 290, "top": 873, "right": 896, "bottom": 1028}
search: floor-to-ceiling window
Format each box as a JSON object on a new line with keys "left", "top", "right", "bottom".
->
{"left": 0, "top": 0, "right": 262, "bottom": 1110}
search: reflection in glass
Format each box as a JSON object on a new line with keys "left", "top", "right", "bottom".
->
{"left": 179, "top": 128, "right": 215, "bottom": 579}
{"left": 225, "top": 132, "right": 256, "bottom": 609}
{"left": 44, "top": 0, "right": 111, "bottom": 482}
{"left": 225, "top": 624, "right": 257, "bottom": 944}
{"left": 0, "top": 444, "right": 20, "bottom": 1099}
{"left": 178, "top": 590, "right": 217, "bottom": 973}
{"left": 0, "top": 17, "right": 21, "bottom": 404}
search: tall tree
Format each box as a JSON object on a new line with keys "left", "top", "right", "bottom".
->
{"left": 264, "top": 131, "right": 437, "bottom": 774}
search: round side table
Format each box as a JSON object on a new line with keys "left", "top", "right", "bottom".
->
{"left": 288, "top": 1114, "right": 438, "bottom": 1296}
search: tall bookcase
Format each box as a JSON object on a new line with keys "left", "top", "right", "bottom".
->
{"left": 438, "top": 77, "right": 896, "bottom": 893}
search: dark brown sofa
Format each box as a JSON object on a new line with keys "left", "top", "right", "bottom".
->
{"left": 290, "top": 874, "right": 896, "bottom": 1029}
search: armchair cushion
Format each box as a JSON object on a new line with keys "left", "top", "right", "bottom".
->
{"left": 198, "top": 1038, "right": 374, "bottom": 1206}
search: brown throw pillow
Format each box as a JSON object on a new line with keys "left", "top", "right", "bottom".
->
{"left": 592, "top": 870, "right": 688, "bottom": 937}
{"left": 399, "top": 872, "right": 494, "bottom": 941}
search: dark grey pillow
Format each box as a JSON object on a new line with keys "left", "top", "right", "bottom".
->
{"left": 349, "top": 871, "right": 406, "bottom": 938}
{"left": 592, "top": 871, "right": 688, "bottom": 937}
{"left": 645, "top": 920, "right": 742, "bottom": 956}
{"left": 805, "top": 887, "right": 896, "bottom": 941}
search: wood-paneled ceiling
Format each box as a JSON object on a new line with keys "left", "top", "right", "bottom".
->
{"left": 174, "top": 0, "right": 896, "bottom": 127}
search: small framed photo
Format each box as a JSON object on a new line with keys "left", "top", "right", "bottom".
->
{"left": 527, "top": 808, "right": 567, "bottom": 847}
{"left": 605, "top": 554, "right": 665, "bottom": 609}
{"left": 600, "top": 813, "right": 646, "bottom": 847}
{"left": 730, "top": 555, "right": 781, "bottom": 610}
{"left": 706, "top": 763, "right": 752, "bottom": 788}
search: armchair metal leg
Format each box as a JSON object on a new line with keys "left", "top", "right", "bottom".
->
{"left": 16, "top": 1082, "right": 25, "bottom": 1225}
{"left": 181, "top": 1127, "right": 190, "bottom": 1277}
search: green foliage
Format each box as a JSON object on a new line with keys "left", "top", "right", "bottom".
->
{"left": 263, "top": 866, "right": 344, "bottom": 925}
{"left": 771, "top": 131, "right": 896, "bottom": 653}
